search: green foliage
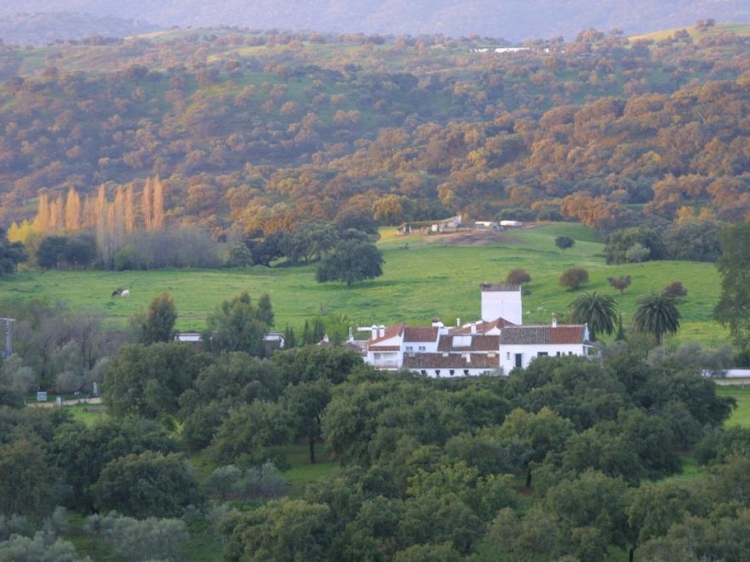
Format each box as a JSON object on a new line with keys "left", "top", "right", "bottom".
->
{"left": 37, "top": 235, "right": 96, "bottom": 270}
{"left": 93, "top": 451, "right": 203, "bottom": 518}
{"left": 0, "top": 438, "right": 57, "bottom": 520}
{"left": 605, "top": 228, "right": 667, "bottom": 265}
{"left": 665, "top": 219, "right": 722, "bottom": 262}
{"left": 0, "top": 531, "right": 87, "bottom": 562}
{"left": 0, "top": 228, "right": 27, "bottom": 276}
{"left": 132, "top": 291, "right": 178, "bottom": 344}
{"left": 103, "top": 342, "right": 201, "bottom": 425}
{"left": 219, "top": 498, "right": 333, "bottom": 562}
{"left": 569, "top": 291, "right": 618, "bottom": 341}
{"left": 633, "top": 292, "right": 682, "bottom": 346}
{"left": 555, "top": 235, "right": 575, "bottom": 251}
{"left": 209, "top": 400, "right": 294, "bottom": 468}
{"left": 51, "top": 417, "right": 178, "bottom": 510}
{"left": 202, "top": 291, "right": 273, "bottom": 356}
{"left": 715, "top": 221, "right": 750, "bottom": 355}
{"left": 95, "top": 513, "right": 188, "bottom": 562}
{"left": 316, "top": 239, "right": 384, "bottom": 287}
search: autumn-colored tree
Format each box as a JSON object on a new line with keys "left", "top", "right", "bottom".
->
{"left": 153, "top": 176, "right": 165, "bottom": 230}
{"left": 32, "top": 191, "right": 51, "bottom": 232}
{"left": 64, "top": 187, "right": 81, "bottom": 231}
{"left": 125, "top": 183, "right": 136, "bottom": 233}
{"left": 142, "top": 178, "right": 153, "bottom": 231}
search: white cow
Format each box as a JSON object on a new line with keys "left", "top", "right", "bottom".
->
{"left": 121, "top": 290, "right": 130, "bottom": 297}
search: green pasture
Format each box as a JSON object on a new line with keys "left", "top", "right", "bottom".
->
{"left": 0, "top": 223, "right": 728, "bottom": 345}
{"left": 718, "top": 386, "right": 750, "bottom": 427}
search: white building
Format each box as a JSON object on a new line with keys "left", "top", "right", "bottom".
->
{"left": 364, "top": 283, "right": 592, "bottom": 377}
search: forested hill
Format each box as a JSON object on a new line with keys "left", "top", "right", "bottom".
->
{"left": 0, "top": 24, "right": 750, "bottom": 237}
{"left": 1, "top": 0, "right": 750, "bottom": 44}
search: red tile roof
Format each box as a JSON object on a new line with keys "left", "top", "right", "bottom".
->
{"left": 402, "top": 352, "right": 501, "bottom": 370}
{"left": 403, "top": 326, "right": 440, "bottom": 342}
{"left": 499, "top": 325, "right": 587, "bottom": 345}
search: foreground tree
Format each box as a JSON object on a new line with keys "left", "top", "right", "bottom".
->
{"left": 569, "top": 291, "right": 618, "bottom": 341}
{"left": 131, "top": 292, "right": 178, "bottom": 344}
{"left": 202, "top": 291, "right": 274, "bottom": 356}
{"left": 93, "top": 451, "right": 203, "bottom": 518}
{"left": 714, "top": 221, "right": 750, "bottom": 358}
{"left": 633, "top": 292, "right": 681, "bottom": 346}
{"left": 0, "top": 227, "right": 27, "bottom": 275}
{"left": 103, "top": 342, "right": 200, "bottom": 425}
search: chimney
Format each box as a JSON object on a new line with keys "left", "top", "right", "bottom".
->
{"left": 378, "top": 325, "right": 385, "bottom": 338}
{"left": 456, "top": 318, "right": 461, "bottom": 327}
{"left": 552, "top": 314, "right": 558, "bottom": 328}
{"left": 371, "top": 325, "right": 378, "bottom": 340}
{"left": 471, "top": 323, "right": 477, "bottom": 334}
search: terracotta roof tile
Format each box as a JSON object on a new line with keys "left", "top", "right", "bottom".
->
{"left": 499, "top": 325, "right": 587, "bottom": 345}
{"left": 402, "top": 352, "right": 500, "bottom": 370}
{"left": 403, "top": 326, "right": 440, "bottom": 342}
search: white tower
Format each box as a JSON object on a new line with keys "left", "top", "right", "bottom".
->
{"left": 480, "top": 283, "right": 523, "bottom": 325}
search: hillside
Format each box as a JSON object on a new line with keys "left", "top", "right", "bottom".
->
{"left": 0, "top": 12, "right": 161, "bottom": 46}
{"left": 1, "top": 24, "right": 750, "bottom": 240}
{"left": 1, "top": 0, "right": 749, "bottom": 43}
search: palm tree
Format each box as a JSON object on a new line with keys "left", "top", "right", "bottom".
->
{"left": 569, "top": 291, "right": 618, "bottom": 341}
{"left": 632, "top": 292, "right": 681, "bottom": 346}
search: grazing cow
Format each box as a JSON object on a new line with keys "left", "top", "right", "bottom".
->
{"left": 121, "top": 289, "right": 130, "bottom": 297}
{"left": 111, "top": 288, "right": 123, "bottom": 297}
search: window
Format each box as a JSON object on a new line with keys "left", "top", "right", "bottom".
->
{"left": 556, "top": 351, "right": 561, "bottom": 356}
{"left": 418, "top": 346, "right": 426, "bottom": 351}
{"left": 506, "top": 352, "right": 510, "bottom": 360}
{"left": 464, "top": 369, "right": 469, "bottom": 375}
{"left": 515, "top": 354, "right": 523, "bottom": 368}
{"left": 405, "top": 346, "right": 413, "bottom": 352}
{"left": 449, "top": 369, "right": 455, "bottom": 376}
{"left": 538, "top": 352, "right": 548, "bottom": 357}
{"left": 374, "top": 353, "right": 381, "bottom": 360}
{"left": 435, "top": 370, "right": 441, "bottom": 377}
{"left": 420, "top": 370, "right": 427, "bottom": 375}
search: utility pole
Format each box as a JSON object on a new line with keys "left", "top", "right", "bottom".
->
{"left": 1, "top": 318, "right": 14, "bottom": 358}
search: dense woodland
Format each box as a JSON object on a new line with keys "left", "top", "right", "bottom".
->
{"left": 0, "top": 292, "right": 746, "bottom": 562}
{"left": 3, "top": 22, "right": 750, "bottom": 562}
{"left": 0, "top": 24, "right": 750, "bottom": 239}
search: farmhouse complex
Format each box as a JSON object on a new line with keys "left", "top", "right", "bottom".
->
{"left": 363, "top": 283, "right": 592, "bottom": 376}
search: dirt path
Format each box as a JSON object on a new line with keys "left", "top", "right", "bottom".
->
{"left": 27, "top": 397, "right": 103, "bottom": 408}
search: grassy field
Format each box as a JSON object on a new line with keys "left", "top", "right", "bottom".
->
{"left": 0, "top": 222, "right": 729, "bottom": 345}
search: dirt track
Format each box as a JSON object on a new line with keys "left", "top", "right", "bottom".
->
{"left": 27, "top": 397, "right": 103, "bottom": 408}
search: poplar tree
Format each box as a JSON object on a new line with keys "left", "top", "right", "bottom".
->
{"left": 64, "top": 187, "right": 81, "bottom": 231}
{"left": 33, "top": 191, "right": 50, "bottom": 232}
{"left": 153, "top": 175, "right": 165, "bottom": 230}
{"left": 142, "top": 178, "right": 153, "bottom": 230}
{"left": 125, "top": 183, "right": 136, "bottom": 232}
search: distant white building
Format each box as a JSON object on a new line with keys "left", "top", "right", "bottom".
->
{"left": 364, "top": 283, "right": 592, "bottom": 377}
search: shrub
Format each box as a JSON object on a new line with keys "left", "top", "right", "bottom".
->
{"left": 663, "top": 281, "right": 687, "bottom": 298}
{"left": 607, "top": 275, "right": 632, "bottom": 295}
{"left": 507, "top": 268, "right": 531, "bottom": 285}
{"left": 559, "top": 268, "right": 589, "bottom": 291}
